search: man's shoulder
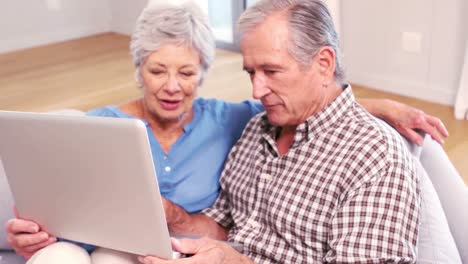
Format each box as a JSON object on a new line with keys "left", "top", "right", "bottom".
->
{"left": 341, "top": 103, "right": 414, "bottom": 166}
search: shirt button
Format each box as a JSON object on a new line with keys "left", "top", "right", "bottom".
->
{"left": 165, "top": 166, "right": 171, "bottom": 173}
{"left": 163, "top": 156, "right": 168, "bottom": 160}
{"left": 247, "top": 218, "right": 261, "bottom": 229}
{"left": 260, "top": 173, "right": 272, "bottom": 181}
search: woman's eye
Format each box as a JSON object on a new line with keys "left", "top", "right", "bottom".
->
{"left": 150, "top": 70, "right": 164, "bottom": 75}
{"left": 181, "top": 72, "right": 195, "bottom": 77}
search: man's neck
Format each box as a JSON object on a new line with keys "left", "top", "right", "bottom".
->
{"left": 276, "top": 126, "right": 296, "bottom": 156}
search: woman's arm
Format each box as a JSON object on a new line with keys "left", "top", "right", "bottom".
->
{"left": 358, "top": 98, "right": 449, "bottom": 145}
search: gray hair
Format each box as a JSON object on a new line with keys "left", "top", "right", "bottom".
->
{"left": 130, "top": 2, "right": 215, "bottom": 86}
{"left": 238, "top": 0, "right": 345, "bottom": 83}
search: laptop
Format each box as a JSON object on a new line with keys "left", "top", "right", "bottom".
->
{"left": 0, "top": 110, "right": 178, "bottom": 259}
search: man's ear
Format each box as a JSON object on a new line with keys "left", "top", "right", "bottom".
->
{"left": 316, "top": 46, "right": 336, "bottom": 80}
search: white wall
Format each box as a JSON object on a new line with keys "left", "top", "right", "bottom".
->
{"left": 341, "top": 0, "right": 468, "bottom": 106}
{"left": 109, "top": 0, "right": 148, "bottom": 35}
{"left": 0, "top": 0, "right": 111, "bottom": 54}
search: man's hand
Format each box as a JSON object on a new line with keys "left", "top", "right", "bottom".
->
{"left": 5, "top": 218, "right": 57, "bottom": 259}
{"left": 137, "top": 237, "right": 253, "bottom": 264}
{"left": 360, "top": 98, "right": 449, "bottom": 145}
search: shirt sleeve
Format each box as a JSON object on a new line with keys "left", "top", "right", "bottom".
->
{"left": 219, "top": 100, "right": 264, "bottom": 143}
{"left": 86, "top": 107, "right": 118, "bottom": 117}
{"left": 324, "top": 153, "right": 420, "bottom": 263}
{"left": 201, "top": 140, "right": 243, "bottom": 228}
{"left": 201, "top": 187, "right": 234, "bottom": 228}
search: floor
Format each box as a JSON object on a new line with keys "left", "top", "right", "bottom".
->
{"left": 0, "top": 33, "right": 466, "bottom": 184}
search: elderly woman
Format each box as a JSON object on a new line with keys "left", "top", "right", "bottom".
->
{"left": 5, "top": 1, "right": 448, "bottom": 263}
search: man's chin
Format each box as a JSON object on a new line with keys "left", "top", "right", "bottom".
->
{"left": 266, "top": 113, "right": 286, "bottom": 127}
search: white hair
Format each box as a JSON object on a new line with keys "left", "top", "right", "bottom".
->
{"left": 238, "top": 0, "right": 345, "bottom": 83}
{"left": 130, "top": 1, "right": 215, "bottom": 86}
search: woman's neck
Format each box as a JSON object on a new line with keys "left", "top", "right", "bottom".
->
{"left": 120, "top": 98, "right": 194, "bottom": 153}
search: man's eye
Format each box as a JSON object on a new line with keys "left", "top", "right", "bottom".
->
{"left": 245, "top": 70, "right": 255, "bottom": 76}
{"left": 264, "top": 70, "right": 277, "bottom": 75}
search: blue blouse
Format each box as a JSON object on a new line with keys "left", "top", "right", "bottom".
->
{"left": 87, "top": 98, "right": 263, "bottom": 213}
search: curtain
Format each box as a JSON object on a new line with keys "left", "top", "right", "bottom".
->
{"left": 455, "top": 42, "right": 468, "bottom": 120}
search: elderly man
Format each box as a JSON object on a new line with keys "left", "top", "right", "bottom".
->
{"left": 139, "top": 0, "right": 420, "bottom": 263}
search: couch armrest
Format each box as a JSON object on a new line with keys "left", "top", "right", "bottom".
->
{"left": 420, "top": 136, "right": 468, "bottom": 263}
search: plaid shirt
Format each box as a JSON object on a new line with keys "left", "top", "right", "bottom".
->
{"left": 203, "top": 87, "right": 420, "bottom": 263}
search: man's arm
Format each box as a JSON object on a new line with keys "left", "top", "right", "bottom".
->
{"left": 162, "top": 198, "right": 228, "bottom": 240}
{"left": 325, "top": 152, "right": 419, "bottom": 263}
{"left": 358, "top": 98, "right": 449, "bottom": 145}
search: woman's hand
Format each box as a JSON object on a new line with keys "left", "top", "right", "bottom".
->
{"left": 5, "top": 218, "right": 57, "bottom": 259}
{"left": 359, "top": 98, "right": 449, "bottom": 145}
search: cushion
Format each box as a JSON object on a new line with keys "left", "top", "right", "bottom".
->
{"left": 420, "top": 137, "right": 468, "bottom": 263}
{"left": 0, "top": 160, "right": 14, "bottom": 250}
{"left": 0, "top": 251, "right": 25, "bottom": 264}
{"left": 416, "top": 160, "right": 462, "bottom": 263}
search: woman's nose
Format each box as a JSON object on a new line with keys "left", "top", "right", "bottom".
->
{"left": 164, "top": 74, "right": 181, "bottom": 93}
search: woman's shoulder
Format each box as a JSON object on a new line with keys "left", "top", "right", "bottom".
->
{"left": 194, "top": 98, "right": 263, "bottom": 118}
{"left": 193, "top": 98, "right": 264, "bottom": 137}
{"left": 86, "top": 106, "right": 122, "bottom": 117}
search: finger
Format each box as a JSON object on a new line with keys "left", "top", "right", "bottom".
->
{"left": 6, "top": 218, "right": 39, "bottom": 234}
{"left": 400, "top": 127, "right": 424, "bottom": 146}
{"left": 23, "top": 236, "right": 57, "bottom": 253}
{"left": 418, "top": 120, "right": 444, "bottom": 145}
{"left": 138, "top": 255, "right": 174, "bottom": 264}
{"left": 425, "top": 115, "right": 449, "bottom": 138}
{"left": 171, "top": 238, "right": 204, "bottom": 255}
{"left": 10, "top": 231, "right": 50, "bottom": 248}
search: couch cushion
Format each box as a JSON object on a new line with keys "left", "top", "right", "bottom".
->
{"left": 0, "top": 160, "right": 14, "bottom": 250}
{"left": 0, "top": 251, "right": 25, "bottom": 264}
{"left": 416, "top": 160, "right": 462, "bottom": 263}
{"left": 420, "top": 137, "right": 468, "bottom": 263}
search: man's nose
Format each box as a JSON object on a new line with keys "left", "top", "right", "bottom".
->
{"left": 252, "top": 75, "right": 270, "bottom": 100}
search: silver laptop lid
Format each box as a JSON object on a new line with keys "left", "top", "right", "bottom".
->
{"left": 0, "top": 111, "right": 172, "bottom": 258}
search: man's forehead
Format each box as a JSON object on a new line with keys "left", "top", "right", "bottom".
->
{"left": 241, "top": 15, "right": 289, "bottom": 55}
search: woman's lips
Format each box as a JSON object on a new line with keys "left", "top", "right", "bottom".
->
{"left": 160, "top": 99, "right": 182, "bottom": 110}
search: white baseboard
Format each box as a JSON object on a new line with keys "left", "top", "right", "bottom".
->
{"left": 0, "top": 24, "right": 111, "bottom": 54}
{"left": 349, "top": 72, "right": 455, "bottom": 106}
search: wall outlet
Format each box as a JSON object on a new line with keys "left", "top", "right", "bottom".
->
{"left": 46, "top": 0, "right": 61, "bottom": 11}
{"left": 402, "top": 32, "right": 423, "bottom": 53}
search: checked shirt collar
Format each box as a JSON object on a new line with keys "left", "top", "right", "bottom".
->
{"left": 260, "top": 85, "right": 354, "bottom": 153}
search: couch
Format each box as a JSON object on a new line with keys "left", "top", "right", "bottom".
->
{"left": 1, "top": 112, "right": 467, "bottom": 264}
